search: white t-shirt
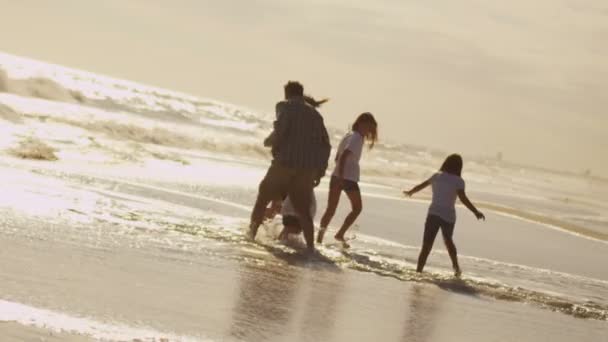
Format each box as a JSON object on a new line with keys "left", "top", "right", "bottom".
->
{"left": 331, "top": 131, "right": 364, "bottom": 182}
{"left": 428, "top": 172, "right": 465, "bottom": 223}
{"left": 282, "top": 193, "right": 317, "bottom": 218}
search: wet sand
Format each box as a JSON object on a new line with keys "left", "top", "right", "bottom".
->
{"left": 1, "top": 204, "right": 607, "bottom": 341}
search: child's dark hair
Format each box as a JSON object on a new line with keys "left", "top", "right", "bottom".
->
{"left": 352, "top": 112, "right": 378, "bottom": 149}
{"left": 304, "top": 95, "right": 329, "bottom": 108}
{"left": 440, "top": 154, "right": 463, "bottom": 176}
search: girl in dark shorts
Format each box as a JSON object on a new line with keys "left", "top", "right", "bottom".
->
{"left": 318, "top": 113, "right": 378, "bottom": 247}
{"left": 404, "top": 154, "right": 485, "bottom": 277}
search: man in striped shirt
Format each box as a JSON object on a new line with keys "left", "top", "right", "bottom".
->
{"left": 249, "top": 81, "right": 331, "bottom": 251}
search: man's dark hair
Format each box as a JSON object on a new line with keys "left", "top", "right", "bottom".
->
{"left": 284, "top": 81, "right": 304, "bottom": 98}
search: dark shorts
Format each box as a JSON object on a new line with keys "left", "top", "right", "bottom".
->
{"left": 257, "top": 163, "right": 315, "bottom": 212}
{"left": 282, "top": 215, "right": 303, "bottom": 234}
{"left": 423, "top": 214, "right": 455, "bottom": 245}
{"left": 330, "top": 176, "right": 360, "bottom": 193}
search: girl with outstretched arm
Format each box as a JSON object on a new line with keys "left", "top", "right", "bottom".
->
{"left": 404, "top": 154, "right": 485, "bottom": 276}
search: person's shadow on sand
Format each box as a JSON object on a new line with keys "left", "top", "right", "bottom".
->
{"left": 401, "top": 280, "right": 479, "bottom": 341}
{"left": 432, "top": 278, "right": 479, "bottom": 297}
{"left": 258, "top": 241, "right": 341, "bottom": 270}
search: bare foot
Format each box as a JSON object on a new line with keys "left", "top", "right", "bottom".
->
{"left": 304, "top": 246, "right": 318, "bottom": 259}
{"left": 334, "top": 235, "right": 350, "bottom": 249}
{"left": 317, "top": 227, "right": 327, "bottom": 244}
{"left": 454, "top": 267, "right": 462, "bottom": 278}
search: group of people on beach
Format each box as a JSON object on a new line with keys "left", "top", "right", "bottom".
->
{"left": 248, "top": 81, "right": 485, "bottom": 276}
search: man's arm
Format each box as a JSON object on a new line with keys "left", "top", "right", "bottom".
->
{"left": 271, "top": 104, "right": 291, "bottom": 157}
{"left": 263, "top": 131, "right": 275, "bottom": 147}
{"left": 266, "top": 102, "right": 286, "bottom": 148}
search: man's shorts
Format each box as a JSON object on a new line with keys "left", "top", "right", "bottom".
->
{"left": 257, "top": 162, "right": 316, "bottom": 217}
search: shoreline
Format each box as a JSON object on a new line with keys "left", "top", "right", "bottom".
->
{"left": 478, "top": 201, "right": 608, "bottom": 242}
{"left": 366, "top": 190, "right": 608, "bottom": 243}
{"left": 0, "top": 321, "right": 92, "bottom": 342}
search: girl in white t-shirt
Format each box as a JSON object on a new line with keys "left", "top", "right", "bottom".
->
{"left": 404, "top": 154, "right": 485, "bottom": 277}
{"left": 318, "top": 112, "right": 378, "bottom": 247}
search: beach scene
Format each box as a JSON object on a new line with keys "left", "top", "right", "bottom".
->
{"left": 1, "top": 1, "right": 607, "bottom": 341}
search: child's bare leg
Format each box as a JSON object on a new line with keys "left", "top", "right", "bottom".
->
{"left": 278, "top": 227, "right": 288, "bottom": 241}
{"left": 318, "top": 182, "right": 342, "bottom": 243}
{"left": 265, "top": 199, "right": 282, "bottom": 220}
{"left": 416, "top": 216, "right": 440, "bottom": 273}
{"left": 440, "top": 223, "right": 460, "bottom": 276}
{"left": 416, "top": 242, "right": 434, "bottom": 273}
{"left": 334, "top": 190, "right": 362, "bottom": 241}
{"left": 288, "top": 185, "right": 315, "bottom": 251}
{"left": 443, "top": 237, "right": 461, "bottom": 276}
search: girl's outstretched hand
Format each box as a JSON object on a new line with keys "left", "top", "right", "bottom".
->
{"left": 475, "top": 211, "right": 485, "bottom": 221}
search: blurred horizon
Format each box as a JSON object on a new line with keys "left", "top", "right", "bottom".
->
{"left": 1, "top": 0, "right": 606, "bottom": 177}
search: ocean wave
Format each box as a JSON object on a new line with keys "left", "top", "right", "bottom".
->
{"left": 0, "top": 102, "right": 22, "bottom": 123}
{"left": 0, "top": 90, "right": 270, "bottom": 162}
{"left": 0, "top": 68, "right": 84, "bottom": 103}
{"left": 363, "top": 164, "right": 421, "bottom": 179}
{"left": 51, "top": 117, "right": 270, "bottom": 159}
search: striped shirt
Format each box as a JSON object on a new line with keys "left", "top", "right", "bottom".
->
{"left": 272, "top": 97, "right": 331, "bottom": 174}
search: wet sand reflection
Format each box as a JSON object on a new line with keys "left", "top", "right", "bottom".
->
{"left": 228, "top": 260, "right": 301, "bottom": 341}
{"left": 297, "top": 268, "right": 345, "bottom": 341}
{"left": 402, "top": 284, "right": 445, "bottom": 342}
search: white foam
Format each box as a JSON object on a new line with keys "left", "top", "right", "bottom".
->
{"left": 0, "top": 300, "right": 205, "bottom": 341}
{"left": 96, "top": 176, "right": 252, "bottom": 212}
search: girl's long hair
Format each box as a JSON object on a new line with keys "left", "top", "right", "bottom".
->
{"left": 304, "top": 95, "right": 329, "bottom": 108}
{"left": 440, "top": 154, "right": 463, "bottom": 176}
{"left": 352, "top": 112, "right": 378, "bottom": 149}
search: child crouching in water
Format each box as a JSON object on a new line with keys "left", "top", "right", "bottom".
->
{"left": 404, "top": 154, "right": 485, "bottom": 277}
{"left": 277, "top": 191, "right": 317, "bottom": 242}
